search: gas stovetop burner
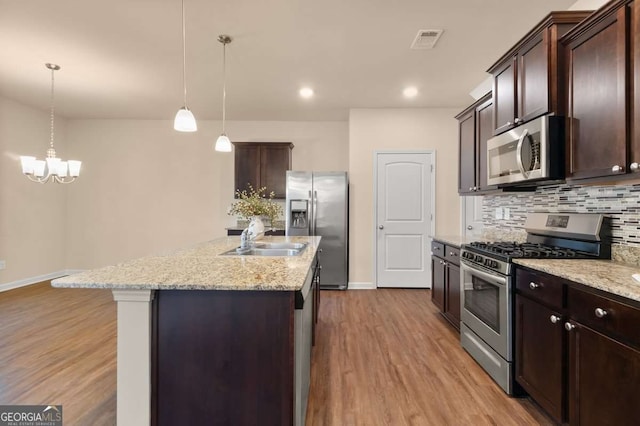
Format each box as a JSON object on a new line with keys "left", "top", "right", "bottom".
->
{"left": 466, "top": 241, "right": 586, "bottom": 259}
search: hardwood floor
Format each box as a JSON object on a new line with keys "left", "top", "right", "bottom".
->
{"left": 306, "top": 289, "right": 553, "bottom": 425}
{"left": 0, "top": 283, "right": 551, "bottom": 425}
{"left": 0, "top": 282, "right": 116, "bottom": 425}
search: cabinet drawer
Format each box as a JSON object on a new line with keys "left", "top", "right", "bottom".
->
{"left": 445, "top": 245, "right": 460, "bottom": 265}
{"left": 516, "top": 268, "right": 564, "bottom": 310}
{"left": 431, "top": 241, "right": 445, "bottom": 257}
{"left": 568, "top": 286, "right": 640, "bottom": 348}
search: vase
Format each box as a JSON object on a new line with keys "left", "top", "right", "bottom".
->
{"left": 248, "top": 216, "right": 265, "bottom": 240}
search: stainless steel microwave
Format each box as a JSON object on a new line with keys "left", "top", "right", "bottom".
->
{"left": 487, "top": 115, "right": 564, "bottom": 186}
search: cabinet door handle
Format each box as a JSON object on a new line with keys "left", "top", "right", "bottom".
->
{"left": 550, "top": 315, "right": 561, "bottom": 324}
{"left": 564, "top": 322, "right": 576, "bottom": 331}
{"left": 449, "top": 251, "right": 457, "bottom": 257}
{"left": 594, "top": 308, "right": 608, "bottom": 318}
{"left": 469, "top": 187, "right": 474, "bottom": 191}
{"left": 612, "top": 165, "right": 623, "bottom": 173}
{"left": 630, "top": 162, "right": 639, "bottom": 171}
{"left": 514, "top": 117, "right": 522, "bottom": 124}
{"left": 506, "top": 121, "right": 513, "bottom": 126}
{"left": 529, "top": 282, "right": 540, "bottom": 290}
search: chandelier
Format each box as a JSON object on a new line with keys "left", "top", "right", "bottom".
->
{"left": 20, "top": 63, "right": 81, "bottom": 184}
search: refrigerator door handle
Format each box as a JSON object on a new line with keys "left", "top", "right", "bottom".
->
{"left": 308, "top": 190, "right": 313, "bottom": 235}
{"left": 313, "top": 190, "right": 318, "bottom": 235}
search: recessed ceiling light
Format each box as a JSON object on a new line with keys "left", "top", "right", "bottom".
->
{"left": 403, "top": 87, "right": 418, "bottom": 98}
{"left": 299, "top": 87, "right": 314, "bottom": 99}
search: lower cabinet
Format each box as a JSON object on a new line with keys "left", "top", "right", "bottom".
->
{"left": 431, "top": 241, "right": 460, "bottom": 330}
{"left": 515, "top": 267, "right": 640, "bottom": 425}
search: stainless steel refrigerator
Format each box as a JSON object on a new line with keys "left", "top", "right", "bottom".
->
{"left": 286, "top": 171, "right": 348, "bottom": 290}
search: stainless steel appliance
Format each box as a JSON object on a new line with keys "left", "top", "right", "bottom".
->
{"left": 487, "top": 115, "right": 564, "bottom": 187}
{"left": 286, "top": 171, "right": 348, "bottom": 290}
{"left": 460, "top": 213, "right": 610, "bottom": 394}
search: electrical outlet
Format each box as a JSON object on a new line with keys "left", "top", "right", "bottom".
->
{"left": 495, "top": 207, "right": 503, "bottom": 220}
{"left": 504, "top": 207, "right": 511, "bottom": 220}
{"left": 0, "top": 260, "right": 5, "bottom": 270}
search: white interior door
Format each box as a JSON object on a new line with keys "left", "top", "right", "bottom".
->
{"left": 375, "top": 152, "right": 433, "bottom": 288}
{"left": 461, "top": 196, "right": 484, "bottom": 240}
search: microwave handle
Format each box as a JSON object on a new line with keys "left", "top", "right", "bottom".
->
{"left": 516, "top": 128, "right": 529, "bottom": 178}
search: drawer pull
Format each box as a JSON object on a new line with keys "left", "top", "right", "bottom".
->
{"left": 550, "top": 315, "right": 561, "bottom": 324}
{"left": 564, "top": 322, "right": 576, "bottom": 331}
{"left": 529, "top": 282, "right": 540, "bottom": 290}
{"left": 595, "top": 308, "right": 608, "bottom": 318}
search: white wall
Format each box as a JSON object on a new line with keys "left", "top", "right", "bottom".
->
{"left": 348, "top": 108, "right": 460, "bottom": 284}
{"left": 0, "top": 97, "right": 69, "bottom": 287}
{"left": 64, "top": 119, "right": 348, "bottom": 269}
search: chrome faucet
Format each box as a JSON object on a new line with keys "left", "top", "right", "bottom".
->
{"left": 240, "top": 228, "right": 252, "bottom": 250}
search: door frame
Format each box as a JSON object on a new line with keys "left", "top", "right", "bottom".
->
{"left": 372, "top": 150, "right": 436, "bottom": 288}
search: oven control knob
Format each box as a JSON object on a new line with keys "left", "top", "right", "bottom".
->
{"left": 492, "top": 260, "right": 499, "bottom": 269}
{"left": 475, "top": 255, "right": 482, "bottom": 262}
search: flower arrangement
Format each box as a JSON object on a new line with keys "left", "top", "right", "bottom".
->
{"left": 228, "top": 184, "right": 282, "bottom": 226}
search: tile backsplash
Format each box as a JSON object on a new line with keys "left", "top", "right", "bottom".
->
{"left": 482, "top": 183, "right": 640, "bottom": 247}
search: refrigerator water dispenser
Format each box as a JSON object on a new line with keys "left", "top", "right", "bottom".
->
{"left": 289, "top": 200, "right": 308, "bottom": 228}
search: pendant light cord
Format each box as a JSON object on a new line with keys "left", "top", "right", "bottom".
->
{"left": 221, "top": 40, "right": 226, "bottom": 134}
{"left": 50, "top": 66, "right": 55, "bottom": 149}
{"left": 181, "top": 0, "right": 187, "bottom": 107}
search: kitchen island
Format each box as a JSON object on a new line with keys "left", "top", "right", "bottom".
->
{"left": 52, "top": 235, "right": 321, "bottom": 426}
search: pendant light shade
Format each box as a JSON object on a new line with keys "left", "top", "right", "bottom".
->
{"left": 174, "top": 107, "right": 197, "bottom": 132}
{"left": 174, "top": 0, "right": 197, "bottom": 132}
{"left": 214, "top": 34, "right": 232, "bottom": 152}
{"left": 215, "top": 134, "right": 232, "bottom": 152}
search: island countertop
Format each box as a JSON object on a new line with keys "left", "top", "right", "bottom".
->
{"left": 51, "top": 235, "right": 321, "bottom": 291}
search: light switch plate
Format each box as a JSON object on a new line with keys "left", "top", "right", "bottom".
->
{"left": 0, "top": 260, "right": 5, "bottom": 270}
{"left": 495, "top": 207, "right": 503, "bottom": 220}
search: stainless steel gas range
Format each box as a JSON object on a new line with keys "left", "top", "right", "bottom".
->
{"left": 459, "top": 213, "right": 610, "bottom": 395}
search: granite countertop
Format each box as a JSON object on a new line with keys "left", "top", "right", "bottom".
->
{"left": 430, "top": 235, "right": 472, "bottom": 248}
{"left": 52, "top": 236, "right": 321, "bottom": 291}
{"left": 514, "top": 258, "right": 640, "bottom": 303}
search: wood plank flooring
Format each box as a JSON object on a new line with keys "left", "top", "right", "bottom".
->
{"left": 306, "top": 289, "right": 552, "bottom": 425}
{"left": 0, "top": 282, "right": 116, "bottom": 425}
{"left": 0, "top": 283, "right": 551, "bottom": 425}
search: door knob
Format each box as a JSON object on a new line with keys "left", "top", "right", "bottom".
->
{"left": 467, "top": 225, "right": 473, "bottom": 230}
{"left": 378, "top": 225, "right": 384, "bottom": 230}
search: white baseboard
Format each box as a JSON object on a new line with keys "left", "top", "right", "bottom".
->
{"left": 0, "top": 269, "right": 85, "bottom": 293}
{"left": 348, "top": 282, "right": 376, "bottom": 290}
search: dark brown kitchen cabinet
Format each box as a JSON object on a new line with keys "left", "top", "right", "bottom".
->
{"left": 431, "top": 240, "right": 460, "bottom": 330}
{"left": 456, "top": 93, "right": 495, "bottom": 195}
{"left": 488, "top": 11, "right": 591, "bottom": 135}
{"left": 232, "top": 142, "right": 293, "bottom": 198}
{"left": 562, "top": 3, "right": 627, "bottom": 181}
{"left": 515, "top": 268, "right": 566, "bottom": 423}
{"left": 515, "top": 266, "right": 640, "bottom": 425}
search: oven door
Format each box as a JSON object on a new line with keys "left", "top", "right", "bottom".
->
{"left": 460, "top": 259, "right": 511, "bottom": 360}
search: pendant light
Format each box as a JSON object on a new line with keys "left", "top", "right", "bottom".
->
{"left": 173, "top": 0, "right": 197, "bottom": 132}
{"left": 215, "top": 34, "right": 232, "bottom": 152}
{"left": 20, "top": 63, "right": 81, "bottom": 184}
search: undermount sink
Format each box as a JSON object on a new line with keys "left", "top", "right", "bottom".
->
{"left": 220, "top": 242, "right": 308, "bottom": 257}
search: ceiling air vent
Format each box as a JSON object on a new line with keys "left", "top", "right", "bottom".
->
{"left": 410, "top": 29, "right": 444, "bottom": 50}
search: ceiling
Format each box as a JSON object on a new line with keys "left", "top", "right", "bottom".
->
{"left": 0, "top": 0, "right": 581, "bottom": 121}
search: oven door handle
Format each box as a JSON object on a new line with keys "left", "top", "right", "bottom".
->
{"left": 460, "top": 259, "right": 507, "bottom": 287}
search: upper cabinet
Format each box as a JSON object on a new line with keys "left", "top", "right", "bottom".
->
{"left": 488, "top": 11, "right": 592, "bottom": 135}
{"left": 561, "top": 1, "right": 632, "bottom": 181}
{"left": 457, "top": 93, "right": 495, "bottom": 195}
{"left": 232, "top": 142, "right": 294, "bottom": 199}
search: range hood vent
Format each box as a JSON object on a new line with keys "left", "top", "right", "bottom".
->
{"left": 410, "top": 29, "right": 444, "bottom": 49}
